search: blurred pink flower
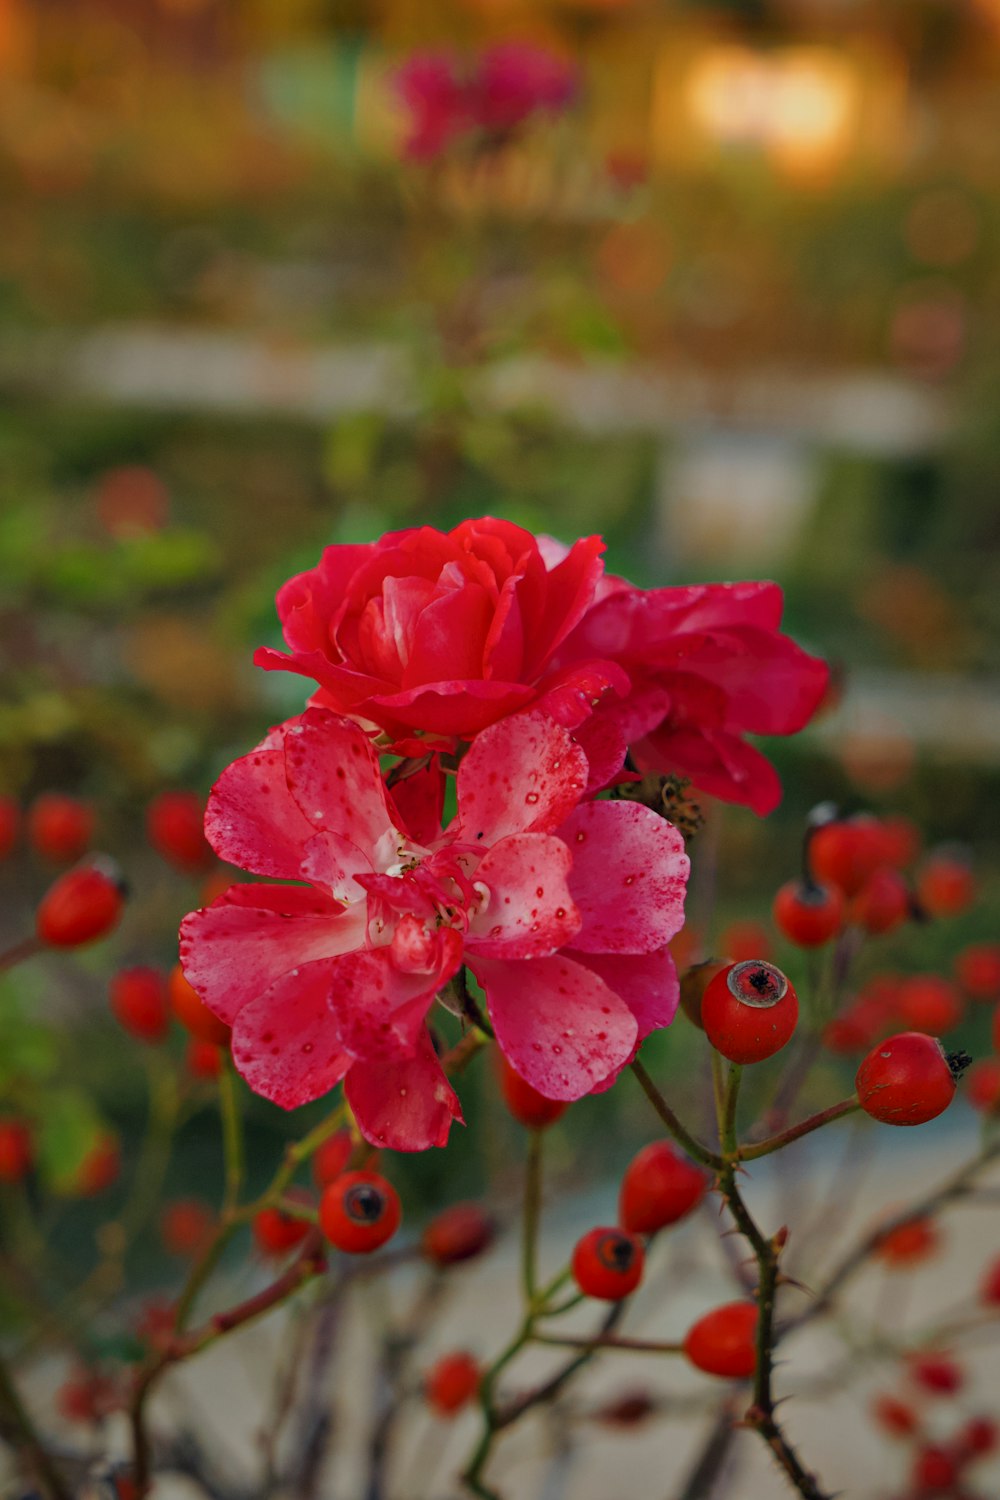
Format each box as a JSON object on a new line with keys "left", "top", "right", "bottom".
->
{"left": 180, "top": 710, "right": 687, "bottom": 1150}
{"left": 475, "top": 44, "right": 578, "bottom": 133}
{"left": 394, "top": 52, "right": 470, "bottom": 161}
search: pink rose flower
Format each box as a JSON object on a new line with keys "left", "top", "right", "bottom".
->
{"left": 554, "top": 579, "right": 830, "bottom": 816}
{"left": 253, "top": 518, "right": 623, "bottom": 752}
{"left": 180, "top": 710, "right": 688, "bottom": 1151}
{"left": 394, "top": 52, "right": 470, "bottom": 161}
{"left": 475, "top": 44, "right": 578, "bottom": 133}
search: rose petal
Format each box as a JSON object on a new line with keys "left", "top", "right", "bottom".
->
{"left": 283, "top": 709, "right": 399, "bottom": 857}
{"left": 471, "top": 953, "right": 638, "bottom": 1100}
{"left": 570, "top": 947, "right": 679, "bottom": 1038}
{"left": 456, "top": 712, "right": 587, "bottom": 844}
{"left": 466, "top": 833, "right": 580, "bottom": 959}
{"left": 327, "top": 940, "right": 462, "bottom": 1063}
{"left": 180, "top": 886, "right": 365, "bottom": 1026}
{"left": 205, "top": 745, "right": 315, "bottom": 878}
{"left": 635, "top": 724, "right": 783, "bottom": 817}
{"left": 231, "top": 959, "right": 351, "bottom": 1109}
{"left": 561, "top": 801, "right": 689, "bottom": 954}
{"left": 345, "top": 1027, "right": 464, "bottom": 1151}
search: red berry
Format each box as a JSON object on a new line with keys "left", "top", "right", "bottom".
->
{"left": 823, "top": 999, "right": 890, "bottom": 1055}
{"left": 855, "top": 1033, "right": 960, "bottom": 1126}
{"left": 110, "top": 966, "right": 169, "bottom": 1044}
{"left": 571, "top": 1227, "right": 645, "bottom": 1301}
{"left": 422, "top": 1203, "right": 497, "bottom": 1267}
{"left": 0, "top": 1118, "right": 33, "bottom": 1181}
{"left": 593, "top": 1389, "right": 657, "bottom": 1426}
{"left": 850, "top": 868, "right": 910, "bottom": 936}
{"left": 57, "top": 1368, "right": 118, "bottom": 1426}
{"left": 619, "top": 1141, "right": 708, "bottom": 1234}
{"left": 955, "top": 943, "right": 1000, "bottom": 1001}
{"left": 319, "top": 1171, "right": 400, "bottom": 1254}
{"left": 0, "top": 796, "right": 19, "bottom": 858}
{"left": 312, "top": 1129, "right": 357, "bottom": 1189}
{"left": 871, "top": 1393, "right": 920, "bottom": 1438}
{"left": 907, "top": 1352, "right": 963, "bottom": 1396}
{"left": 186, "top": 1039, "right": 223, "bottom": 1080}
{"left": 773, "top": 879, "right": 844, "bottom": 947}
{"left": 980, "top": 1255, "right": 1000, "bottom": 1306}
{"left": 146, "top": 791, "right": 212, "bottom": 874}
{"left": 718, "top": 920, "right": 772, "bottom": 963}
{"left": 878, "top": 815, "right": 921, "bottom": 869}
{"left": 169, "top": 963, "right": 231, "bottom": 1047}
{"left": 809, "top": 816, "right": 885, "bottom": 897}
{"left": 425, "top": 1351, "right": 481, "bottom": 1415}
{"left": 965, "top": 1059, "right": 1000, "bottom": 1114}
{"left": 253, "top": 1192, "right": 313, "bottom": 1257}
{"left": 496, "top": 1053, "right": 568, "bottom": 1129}
{"left": 917, "top": 851, "right": 975, "bottom": 917}
{"left": 956, "top": 1416, "right": 998, "bottom": 1460}
{"left": 27, "top": 793, "right": 95, "bottom": 864}
{"left": 69, "top": 1132, "right": 121, "bottom": 1197}
{"left": 873, "top": 1216, "right": 938, "bottom": 1266}
{"left": 160, "top": 1199, "right": 214, "bottom": 1257}
{"left": 911, "top": 1444, "right": 958, "bottom": 1492}
{"left": 36, "top": 859, "right": 126, "bottom": 947}
{"left": 894, "top": 975, "right": 963, "bottom": 1036}
{"left": 701, "top": 960, "right": 798, "bottom": 1065}
{"left": 683, "top": 1302, "right": 758, "bottom": 1378}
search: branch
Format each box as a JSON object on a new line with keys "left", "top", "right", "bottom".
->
{"left": 631, "top": 1059, "right": 723, "bottom": 1170}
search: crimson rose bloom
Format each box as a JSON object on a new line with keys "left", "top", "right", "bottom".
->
{"left": 552, "top": 578, "right": 829, "bottom": 816}
{"left": 254, "top": 519, "right": 621, "bottom": 752}
{"left": 180, "top": 709, "right": 688, "bottom": 1151}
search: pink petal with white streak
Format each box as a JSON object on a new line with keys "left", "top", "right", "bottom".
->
{"left": 179, "top": 885, "right": 365, "bottom": 1026}
{"left": 470, "top": 954, "right": 638, "bottom": 1100}
{"left": 561, "top": 801, "right": 689, "bottom": 955}
{"left": 466, "top": 833, "right": 580, "bottom": 959}
{"left": 455, "top": 712, "right": 587, "bottom": 844}
{"left": 327, "top": 939, "right": 462, "bottom": 1063}
{"left": 283, "top": 709, "right": 398, "bottom": 855}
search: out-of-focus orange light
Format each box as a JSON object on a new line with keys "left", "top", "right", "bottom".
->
{"left": 686, "top": 45, "right": 859, "bottom": 175}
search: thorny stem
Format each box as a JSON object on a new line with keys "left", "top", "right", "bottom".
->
{"left": 739, "top": 1098, "right": 861, "bottom": 1161}
{"left": 0, "top": 1353, "right": 71, "bottom": 1500}
{"left": 531, "top": 1332, "right": 684, "bottom": 1354}
{"left": 630, "top": 1058, "right": 723, "bottom": 1170}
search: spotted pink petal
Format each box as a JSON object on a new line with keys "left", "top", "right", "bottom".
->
{"left": 470, "top": 953, "right": 638, "bottom": 1100}
{"left": 561, "top": 801, "right": 689, "bottom": 955}
{"left": 345, "top": 1026, "right": 464, "bottom": 1151}
{"left": 327, "top": 939, "right": 463, "bottom": 1063}
{"left": 231, "top": 959, "right": 352, "bottom": 1109}
{"left": 300, "top": 831, "right": 375, "bottom": 904}
{"left": 283, "top": 709, "right": 398, "bottom": 855}
{"left": 179, "top": 886, "right": 366, "bottom": 1026}
{"left": 455, "top": 712, "right": 587, "bottom": 844}
{"left": 466, "top": 833, "right": 580, "bottom": 959}
{"left": 205, "top": 746, "right": 314, "bottom": 878}
{"left": 570, "top": 947, "right": 679, "bottom": 1039}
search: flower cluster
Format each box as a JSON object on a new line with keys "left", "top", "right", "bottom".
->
{"left": 393, "top": 44, "right": 579, "bottom": 160}
{"left": 183, "top": 518, "right": 827, "bottom": 1149}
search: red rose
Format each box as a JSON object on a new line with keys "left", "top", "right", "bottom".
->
{"left": 254, "top": 519, "right": 619, "bottom": 751}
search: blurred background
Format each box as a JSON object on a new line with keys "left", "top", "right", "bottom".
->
{"left": 2, "top": 0, "right": 1000, "bottom": 1391}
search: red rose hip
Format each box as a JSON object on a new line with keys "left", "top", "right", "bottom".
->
{"left": 684, "top": 1302, "right": 758, "bottom": 1378}
{"left": 254, "top": 1193, "right": 313, "bottom": 1258}
{"left": 496, "top": 1053, "right": 568, "bottom": 1129}
{"left": 110, "top": 966, "right": 169, "bottom": 1044}
{"left": 571, "top": 1227, "right": 644, "bottom": 1301}
{"left": 619, "top": 1141, "right": 708, "bottom": 1234}
{"left": 701, "top": 960, "right": 798, "bottom": 1065}
{"left": 773, "top": 879, "right": 844, "bottom": 947}
{"left": 855, "top": 1033, "right": 962, "bottom": 1126}
{"left": 146, "top": 791, "right": 212, "bottom": 873}
{"left": 27, "top": 793, "right": 95, "bottom": 864}
{"left": 422, "top": 1203, "right": 497, "bottom": 1267}
{"left": 36, "top": 858, "right": 126, "bottom": 947}
{"left": 425, "top": 1351, "right": 481, "bottom": 1415}
{"left": 320, "top": 1171, "right": 401, "bottom": 1254}
{"left": 169, "top": 964, "right": 231, "bottom": 1047}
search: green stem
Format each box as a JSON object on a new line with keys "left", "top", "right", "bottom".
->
{"left": 630, "top": 1059, "right": 723, "bottom": 1170}
{"left": 531, "top": 1333, "right": 684, "bottom": 1355}
{"left": 219, "top": 1059, "right": 245, "bottom": 1215}
{"left": 739, "top": 1098, "right": 861, "bottom": 1161}
{"left": 722, "top": 1063, "right": 743, "bottom": 1155}
{"left": 522, "top": 1131, "right": 542, "bottom": 1304}
{"left": 0, "top": 935, "right": 42, "bottom": 974}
